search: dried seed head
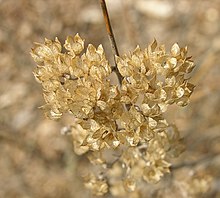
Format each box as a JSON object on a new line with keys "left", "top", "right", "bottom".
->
{"left": 31, "top": 35, "right": 195, "bottom": 196}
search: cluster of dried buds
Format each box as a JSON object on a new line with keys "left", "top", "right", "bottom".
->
{"left": 31, "top": 34, "right": 195, "bottom": 196}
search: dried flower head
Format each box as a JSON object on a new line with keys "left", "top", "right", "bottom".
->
{"left": 31, "top": 34, "right": 195, "bottom": 196}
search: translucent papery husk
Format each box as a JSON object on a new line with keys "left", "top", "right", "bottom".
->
{"left": 31, "top": 35, "right": 196, "bottom": 196}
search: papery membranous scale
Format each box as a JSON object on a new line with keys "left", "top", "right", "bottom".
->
{"left": 31, "top": 34, "right": 195, "bottom": 196}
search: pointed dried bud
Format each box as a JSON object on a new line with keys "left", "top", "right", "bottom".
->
{"left": 64, "top": 33, "right": 84, "bottom": 55}
{"left": 171, "top": 43, "right": 180, "bottom": 56}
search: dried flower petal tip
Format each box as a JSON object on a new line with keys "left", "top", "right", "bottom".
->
{"left": 64, "top": 33, "right": 84, "bottom": 55}
{"left": 171, "top": 43, "right": 180, "bottom": 56}
{"left": 30, "top": 37, "right": 62, "bottom": 64}
{"left": 148, "top": 38, "right": 158, "bottom": 52}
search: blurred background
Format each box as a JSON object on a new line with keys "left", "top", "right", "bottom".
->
{"left": 0, "top": 0, "right": 220, "bottom": 197}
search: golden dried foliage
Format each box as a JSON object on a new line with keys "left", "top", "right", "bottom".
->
{"left": 31, "top": 34, "right": 195, "bottom": 196}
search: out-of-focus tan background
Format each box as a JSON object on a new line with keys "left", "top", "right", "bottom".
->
{"left": 0, "top": 0, "right": 220, "bottom": 197}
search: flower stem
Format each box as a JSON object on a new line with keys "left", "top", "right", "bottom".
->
{"left": 99, "top": 0, "right": 123, "bottom": 84}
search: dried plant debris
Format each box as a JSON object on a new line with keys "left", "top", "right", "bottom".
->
{"left": 31, "top": 34, "right": 195, "bottom": 196}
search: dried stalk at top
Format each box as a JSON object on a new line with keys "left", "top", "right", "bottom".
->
{"left": 99, "top": 0, "right": 123, "bottom": 84}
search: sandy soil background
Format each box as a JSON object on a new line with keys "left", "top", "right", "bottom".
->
{"left": 0, "top": 0, "right": 220, "bottom": 197}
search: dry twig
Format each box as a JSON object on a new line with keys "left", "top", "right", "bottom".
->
{"left": 99, "top": 0, "right": 123, "bottom": 84}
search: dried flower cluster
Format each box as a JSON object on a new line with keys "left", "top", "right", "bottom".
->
{"left": 31, "top": 34, "right": 195, "bottom": 196}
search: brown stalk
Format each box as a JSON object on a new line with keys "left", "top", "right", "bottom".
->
{"left": 99, "top": 0, "right": 123, "bottom": 84}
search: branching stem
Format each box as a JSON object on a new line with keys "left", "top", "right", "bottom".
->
{"left": 99, "top": 0, "right": 123, "bottom": 84}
